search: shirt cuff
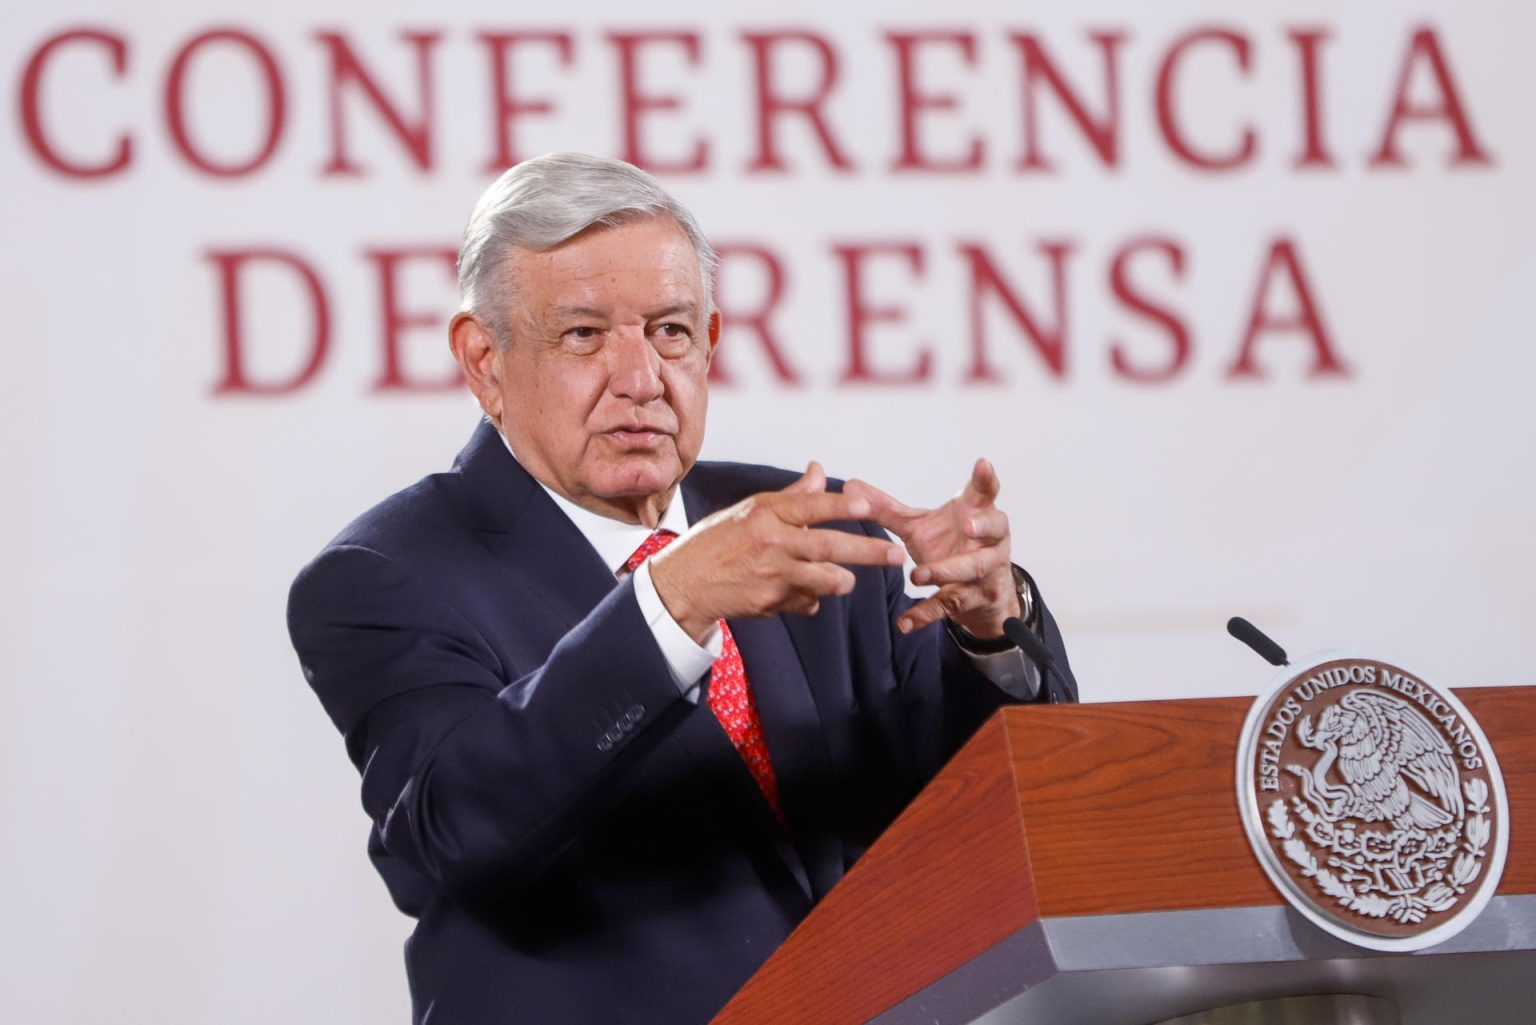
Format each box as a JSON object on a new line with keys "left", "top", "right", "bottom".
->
{"left": 632, "top": 560, "right": 721, "bottom": 702}
{"left": 960, "top": 642, "right": 1042, "bottom": 700}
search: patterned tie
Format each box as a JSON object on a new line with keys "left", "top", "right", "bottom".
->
{"left": 622, "top": 529, "right": 785, "bottom": 822}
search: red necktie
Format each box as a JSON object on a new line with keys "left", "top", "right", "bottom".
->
{"left": 623, "top": 529, "right": 785, "bottom": 821}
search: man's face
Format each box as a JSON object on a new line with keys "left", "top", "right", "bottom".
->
{"left": 486, "top": 216, "right": 717, "bottom": 523}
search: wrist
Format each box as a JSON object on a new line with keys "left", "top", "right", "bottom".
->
{"left": 674, "top": 609, "right": 716, "bottom": 645}
{"left": 947, "top": 565, "right": 1030, "bottom": 643}
{"left": 947, "top": 619, "right": 1014, "bottom": 653}
{"left": 648, "top": 556, "right": 716, "bottom": 643}
{"left": 947, "top": 611, "right": 1013, "bottom": 645}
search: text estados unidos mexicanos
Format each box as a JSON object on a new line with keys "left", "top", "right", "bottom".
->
{"left": 1256, "top": 664, "right": 1483, "bottom": 792}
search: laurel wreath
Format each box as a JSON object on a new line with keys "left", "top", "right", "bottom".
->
{"left": 1265, "top": 776, "right": 1490, "bottom": 924}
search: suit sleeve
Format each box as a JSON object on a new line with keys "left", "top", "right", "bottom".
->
{"left": 288, "top": 543, "right": 697, "bottom": 904}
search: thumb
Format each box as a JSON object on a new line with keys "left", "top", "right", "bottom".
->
{"left": 845, "top": 478, "right": 922, "bottom": 528}
{"left": 959, "top": 457, "right": 1001, "bottom": 507}
{"left": 783, "top": 460, "right": 827, "bottom": 495}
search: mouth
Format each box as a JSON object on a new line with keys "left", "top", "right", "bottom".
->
{"left": 604, "top": 427, "right": 672, "bottom": 449}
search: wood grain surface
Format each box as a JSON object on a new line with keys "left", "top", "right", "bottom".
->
{"left": 711, "top": 687, "right": 1535, "bottom": 1025}
{"left": 710, "top": 712, "right": 1038, "bottom": 1025}
{"left": 1013, "top": 688, "right": 1534, "bottom": 915}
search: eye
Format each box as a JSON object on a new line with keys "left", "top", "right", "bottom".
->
{"left": 653, "top": 322, "right": 693, "bottom": 345}
{"left": 561, "top": 326, "right": 604, "bottom": 352}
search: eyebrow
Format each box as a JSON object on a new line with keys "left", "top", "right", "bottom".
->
{"left": 646, "top": 303, "right": 700, "bottom": 320}
{"left": 547, "top": 303, "right": 701, "bottom": 321}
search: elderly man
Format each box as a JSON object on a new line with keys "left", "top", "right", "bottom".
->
{"left": 288, "top": 152, "right": 1075, "bottom": 1025}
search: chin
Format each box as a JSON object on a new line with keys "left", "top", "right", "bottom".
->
{"left": 592, "top": 457, "right": 683, "bottom": 500}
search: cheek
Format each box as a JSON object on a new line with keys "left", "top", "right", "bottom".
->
{"left": 671, "top": 348, "right": 712, "bottom": 397}
{"left": 518, "top": 366, "right": 604, "bottom": 436}
{"left": 666, "top": 367, "right": 709, "bottom": 434}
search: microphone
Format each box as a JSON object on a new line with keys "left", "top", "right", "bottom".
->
{"left": 1226, "top": 617, "right": 1289, "bottom": 667}
{"left": 1003, "top": 617, "right": 1073, "bottom": 703}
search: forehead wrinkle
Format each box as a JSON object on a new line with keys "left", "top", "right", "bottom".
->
{"left": 544, "top": 229, "right": 701, "bottom": 294}
{"left": 505, "top": 222, "right": 705, "bottom": 335}
{"left": 648, "top": 302, "right": 700, "bottom": 318}
{"left": 548, "top": 304, "right": 610, "bottom": 319}
{"left": 546, "top": 267, "right": 693, "bottom": 310}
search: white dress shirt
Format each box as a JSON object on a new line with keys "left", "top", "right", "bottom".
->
{"left": 537, "top": 480, "right": 721, "bottom": 700}
{"left": 499, "top": 433, "right": 1039, "bottom": 701}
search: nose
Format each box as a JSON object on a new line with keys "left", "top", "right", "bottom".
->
{"left": 607, "top": 327, "right": 664, "bottom": 404}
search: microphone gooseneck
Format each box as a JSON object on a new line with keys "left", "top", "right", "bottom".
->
{"left": 1004, "top": 616, "right": 1053, "bottom": 666}
{"left": 1226, "top": 616, "right": 1289, "bottom": 667}
{"left": 1003, "top": 617, "right": 1073, "bottom": 703}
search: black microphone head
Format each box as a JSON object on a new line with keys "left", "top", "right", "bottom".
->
{"left": 1003, "top": 617, "right": 1054, "bottom": 667}
{"left": 1227, "top": 617, "right": 1289, "bottom": 667}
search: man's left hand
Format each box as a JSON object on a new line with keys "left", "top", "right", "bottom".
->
{"left": 845, "top": 459, "right": 1019, "bottom": 640}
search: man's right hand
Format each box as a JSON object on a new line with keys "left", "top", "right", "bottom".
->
{"left": 648, "top": 463, "right": 907, "bottom": 642}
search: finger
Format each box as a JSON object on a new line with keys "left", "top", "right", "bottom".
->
{"left": 782, "top": 461, "right": 827, "bottom": 495}
{"left": 897, "top": 585, "right": 985, "bottom": 634}
{"left": 783, "top": 593, "right": 822, "bottom": 617}
{"left": 773, "top": 491, "right": 872, "bottom": 527}
{"left": 910, "top": 546, "right": 1007, "bottom": 587}
{"left": 776, "top": 566, "right": 853, "bottom": 617}
{"left": 844, "top": 479, "right": 927, "bottom": 531}
{"left": 791, "top": 528, "right": 906, "bottom": 568}
{"left": 962, "top": 508, "right": 1009, "bottom": 543}
{"left": 785, "top": 562, "right": 858, "bottom": 599}
{"left": 959, "top": 458, "right": 1001, "bottom": 507}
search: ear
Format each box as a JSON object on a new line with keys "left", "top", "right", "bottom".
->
{"left": 450, "top": 313, "right": 504, "bottom": 423}
{"left": 704, "top": 309, "right": 721, "bottom": 366}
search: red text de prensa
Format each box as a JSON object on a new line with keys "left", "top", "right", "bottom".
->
{"left": 207, "top": 234, "right": 1343, "bottom": 395}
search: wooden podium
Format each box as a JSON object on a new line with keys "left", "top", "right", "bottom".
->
{"left": 711, "top": 689, "right": 1536, "bottom": 1025}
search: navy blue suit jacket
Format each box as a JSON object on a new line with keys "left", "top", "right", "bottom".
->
{"left": 287, "top": 421, "right": 1076, "bottom": 1025}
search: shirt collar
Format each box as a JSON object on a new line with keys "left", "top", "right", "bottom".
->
{"left": 499, "top": 429, "right": 690, "bottom": 573}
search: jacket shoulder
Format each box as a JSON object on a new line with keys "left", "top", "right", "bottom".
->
{"left": 321, "top": 472, "right": 462, "bottom": 556}
{"left": 688, "top": 461, "right": 847, "bottom": 504}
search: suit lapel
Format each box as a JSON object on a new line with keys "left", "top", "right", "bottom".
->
{"left": 682, "top": 466, "right": 845, "bottom": 900}
{"left": 667, "top": 699, "right": 815, "bottom": 909}
{"left": 448, "top": 421, "right": 619, "bottom": 646}
{"left": 729, "top": 616, "right": 845, "bottom": 900}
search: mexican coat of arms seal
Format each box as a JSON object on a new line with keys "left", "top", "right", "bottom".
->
{"left": 1237, "top": 653, "right": 1509, "bottom": 950}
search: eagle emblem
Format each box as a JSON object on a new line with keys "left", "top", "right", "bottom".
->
{"left": 1293, "top": 690, "right": 1461, "bottom": 833}
{"left": 1237, "top": 656, "right": 1507, "bottom": 951}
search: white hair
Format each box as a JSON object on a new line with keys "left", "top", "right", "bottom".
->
{"left": 457, "top": 152, "right": 718, "bottom": 343}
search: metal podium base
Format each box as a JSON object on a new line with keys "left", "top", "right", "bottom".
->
{"left": 872, "top": 896, "right": 1536, "bottom": 1025}
{"left": 1153, "top": 995, "right": 1399, "bottom": 1025}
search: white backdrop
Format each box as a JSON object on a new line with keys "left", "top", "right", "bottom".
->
{"left": 3, "top": 1, "right": 1533, "bottom": 1022}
